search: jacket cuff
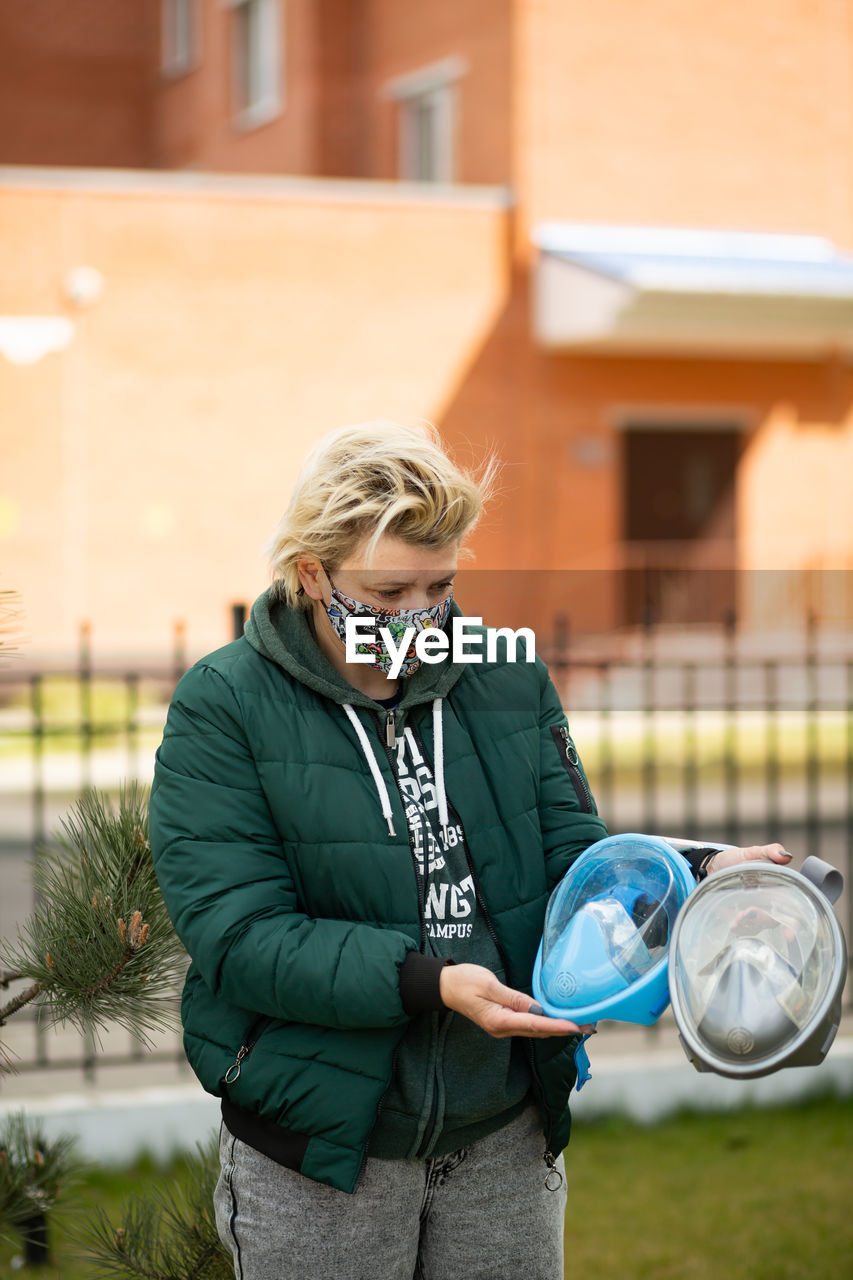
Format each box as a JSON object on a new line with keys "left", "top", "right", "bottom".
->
{"left": 678, "top": 846, "right": 720, "bottom": 881}
{"left": 399, "top": 952, "right": 455, "bottom": 1015}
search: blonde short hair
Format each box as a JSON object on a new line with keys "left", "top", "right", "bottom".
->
{"left": 267, "top": 421, "right": 498, "bottom": 609}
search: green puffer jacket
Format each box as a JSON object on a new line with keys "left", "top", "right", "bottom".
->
{"left": 149, "top": 590, "right": 607, "bottom": 1193}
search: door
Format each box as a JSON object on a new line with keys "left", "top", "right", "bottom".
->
{"left": 622, "top": 425, "right": 740, "bottom": 626}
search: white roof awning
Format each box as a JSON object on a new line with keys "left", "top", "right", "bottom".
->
{"left": 533, "top": 223, "right": 853, "bottom": 356}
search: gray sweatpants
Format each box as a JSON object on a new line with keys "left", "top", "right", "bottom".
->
{"left": 213, "top": 1103, "right": 567, "bottom": 1280}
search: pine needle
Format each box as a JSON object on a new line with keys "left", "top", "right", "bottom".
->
{"left": 73, "top": 1139, "right": 231, "bottom": 1280}
{"left": 0, "top": 784, "right": 187, "bottom": 1048}
{"left": 0, "top": 1112, "right": 84, "bottom": 1250}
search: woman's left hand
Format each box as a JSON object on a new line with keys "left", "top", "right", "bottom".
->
{"left": 706, "top": 843, "right": 793, "bottom": 875}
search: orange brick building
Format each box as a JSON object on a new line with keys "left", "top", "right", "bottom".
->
{"left": 1, "top": 1, "right": 852, "bottom": 659}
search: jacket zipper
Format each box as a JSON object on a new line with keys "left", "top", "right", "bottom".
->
{"left": 408, "top": 721, "right": 559, "bottom": 1174}
{"left": 378, "top": 707, "right": 427, "bottom": 952}
{"left": 223, "top": 1013, "right": 275, "bottom": 1085}
{"left": 551, "top": 724, "right": 593, "bottom": 814}
{"left": 457, "top": 806, "right": 559, "bottom": 1172}
{"left": 355, "top": 705, "right": 423, "bottom": 1185}
{"left": 389, "top": 715, "right": 454, "bottom": 1161}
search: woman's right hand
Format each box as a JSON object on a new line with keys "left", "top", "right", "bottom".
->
{"left": 439, "top": 963, "right": 592, "bottom": 1039}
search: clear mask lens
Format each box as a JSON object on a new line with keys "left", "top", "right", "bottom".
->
{"left": 671, "top": 868, "right": 843, "bottom": 1071}
{"left": 539, "top": 838, "right": 693, "bottom": 1014}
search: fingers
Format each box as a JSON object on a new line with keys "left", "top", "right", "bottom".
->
{"left": 482, "top": 1006, "right": 587, "bottom": 1039}
{"left": 490, "top": 982, "right": 586, "bottom": 1032}
{"left": 471, "top": 974, "right": 548, "bottom": 1019}
{"left": 735, "top": 843, "right": 792, "bottom": 866}
{"left": 755, "top": 843, "right": 792, "bottom": 864}
{"left": 439, "top": 965, "right": 591, "bottom": 1039}
{"left": 480, "top": 985, "right": 591, "bottom": 1038}
{"left": 504, "top": 984, "right": 538, "bottom": 1014}
{"left": 709, "top": 843, "right": 792, "bottom": 873}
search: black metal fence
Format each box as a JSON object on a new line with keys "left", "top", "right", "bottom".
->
{"left": 545, "top": 618, "right": 853, "bottom": 991}
{"left": 547, "top": 619, "right": 853, "bottom": 854}
{"left": 0, "top": 623, "right": 190, "bottom": 1078}
{"left": 1, "top": 616, "right": 851, "bottom": 1078}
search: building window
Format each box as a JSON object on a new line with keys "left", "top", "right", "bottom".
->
{"left": 399, "top": 87, "right": 455, "bottom": 182}
{"left": 231, "top": 0, "right": 283, "bottom": 128}
{"left": 161, "top": 0, "right": 199, "bottom": 77}
{"left": 384, "top": 57, "right": 467, "bottom": 183}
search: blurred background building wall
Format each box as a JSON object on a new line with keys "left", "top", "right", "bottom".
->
{"left": 4, "top": 1, "right": 848, "bottom": 230}
{"left": 514, "top": 0, "right": 853, "bottom": 244}
{"left": 1, "top": 0, "right": 852, "bottom": 658}
{"left": 0, "top": 0, "right": 158, "bottom": 168}
{"left": 0, "top": 171, "right": 509, "bottom": 658}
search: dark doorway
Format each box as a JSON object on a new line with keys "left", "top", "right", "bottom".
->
{"left": 622, "top": 424, "right": 740, "bottom": 626}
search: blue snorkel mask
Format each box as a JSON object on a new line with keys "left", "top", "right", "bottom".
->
{"left": 533, "top": 833, "right": 698, "bottom": 1027}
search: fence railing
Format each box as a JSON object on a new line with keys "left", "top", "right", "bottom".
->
{"left": 545, "top": 620, "right": 853, "bottom": 990}
{"left": 1, "top": 617, "right": 851, "bottom": 1079}
{"left": 0, "top": 623, "right": 189, "bottom": 1079}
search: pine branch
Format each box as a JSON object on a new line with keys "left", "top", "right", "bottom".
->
{"left": 44, "top": 911, "right": 150, "bottom": 1003}
{"left": 74, "top": 1140, "right": 232, "bottom": 1280}
{"left": 0, "top": 1111, "right": 84, "bottom": 1249}
{"left": 0, "top": 784, "right": 187, "bottom": 1060}
{"left": 0, "top": 980, "right": 44, "bottom": 1026}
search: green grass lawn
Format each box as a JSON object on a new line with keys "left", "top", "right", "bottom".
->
{"left": 573, "top": 708, "right": 853, "bottom": 793}
{"left": 0, "top": 1150, "right": 203, "bottom": 1278}
{"left": 1, "top": 1096, "right": 851, "bottom": 1277}
{"left": 564, "top": 1095, "right": 853, "bottom": 1280}
{"left": 2, "top": 677, "right": 850, "bottom": 786}
{"left": 0, "top": 676, "right": 170, "bottom": 760}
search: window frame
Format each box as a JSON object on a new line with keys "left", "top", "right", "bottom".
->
{"left": 384, "top": 56, "right": 468, "bottom": 184}
{"left": 160, "top": 0, "right": 201, "bottom": 80}
{"left": 228, "top": 0, "right": 284, "bottom": 131}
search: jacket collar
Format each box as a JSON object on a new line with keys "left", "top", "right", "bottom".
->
{"left": 244, "top": 586, "right": 468, "bottom": 712}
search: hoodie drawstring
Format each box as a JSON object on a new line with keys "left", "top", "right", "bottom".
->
{"left": 431, "top": 697, "right": 450, "bottom": 845}
{"left": 343, "top": 704, "right": 396, "bottom": 837}
{"left": 342, "top": 698, "right": 449, "bottom": 843}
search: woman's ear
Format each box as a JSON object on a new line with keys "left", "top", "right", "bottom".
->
{"left": 297, "top": 558, "right": 326, "bottom": 602}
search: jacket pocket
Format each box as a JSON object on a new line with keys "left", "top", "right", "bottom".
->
{"left": 223, "top": 1014, "right": 276, "bottom": 1086}
{"left": 549, "top": 723, "right": 594, "bottom": 814}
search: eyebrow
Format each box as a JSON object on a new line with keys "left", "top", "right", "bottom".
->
{"left": 367, "top": 570, "right": 458, "bottom": 588}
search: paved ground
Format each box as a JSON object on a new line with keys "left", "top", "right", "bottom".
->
{"left": 2, "top": 1018, "right": 851, "bottom": 1165}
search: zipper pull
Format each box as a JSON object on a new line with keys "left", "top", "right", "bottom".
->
{"left": 558, "top": 725, "right": 579, "bottom": 765}
{"left": 557, "top": 723, "right": 593, "bottom": 813}
{"left": 385, "top": 710, "right": 396, "bottom": 749}
{"left": 224, "top": 1043, "right": 250, "bottom": 1084}
{"left": 543, "top": 1149, "right": 564, "bottom": 1192}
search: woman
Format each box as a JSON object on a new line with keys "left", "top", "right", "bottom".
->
{"left": 149, "top": 422, "right": 791, "bottom": 1280}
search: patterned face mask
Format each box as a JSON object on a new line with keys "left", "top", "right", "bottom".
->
{"left": 323, "top": 570, "right": 453, "bottom": 678}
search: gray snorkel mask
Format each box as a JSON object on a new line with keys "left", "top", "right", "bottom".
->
{"left": 669, "top": 856, "right": 847, "bottom": 1079}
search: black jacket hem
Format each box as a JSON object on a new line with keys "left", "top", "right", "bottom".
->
{"left": 221, "top": 1098, "right": 310, "bottom": 1173}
